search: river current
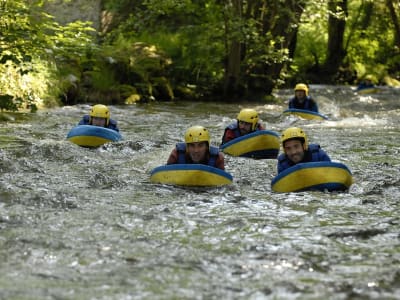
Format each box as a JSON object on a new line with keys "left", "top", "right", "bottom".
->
{"left": 0, "top": 85, "right": 400, "bottom": 299}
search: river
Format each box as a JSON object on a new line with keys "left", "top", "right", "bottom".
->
{"left": 1, "top": 85, "right": 399, "bottom": 299}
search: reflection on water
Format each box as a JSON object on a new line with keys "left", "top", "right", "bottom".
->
{"left": 1, "top": 86, "right": 400, "bottom": 299}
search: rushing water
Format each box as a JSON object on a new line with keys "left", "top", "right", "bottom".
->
{"left": 1, "top": 85, "right": 400, "bottom": 299}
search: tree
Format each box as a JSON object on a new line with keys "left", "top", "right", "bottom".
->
{"left": 0, "top": 0, "right": 96, "bottom": 110}
{"left": 323, "top": 0, "right": 348, "bottom": 80}
{"left": 221, "top": 0, "right": 307, "bottom": 99}
{"left": 386, "top": 0, "right": 400, "bottom": 48}
{"left": 101, "top": 0, "right": 309, "bottom": 101}
{"left": 223, "top": 0, "right": 243, "bottom": 98}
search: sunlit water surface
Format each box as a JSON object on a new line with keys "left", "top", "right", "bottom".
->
{"left": 1, "top": 85, "right": 400, "bottom": 299}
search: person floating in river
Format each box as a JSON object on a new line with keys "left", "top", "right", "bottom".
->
{"left": 167, "top": 125, "right": 225, "bottom": 170}
{"left": 288, "top": 83, "right": 319, "bottom": 113}
{"left": 277, "top": 127, "right": 331, "bottom": 174}
{"left": 78, "top": 104, "right": 119, "bottom": 132}
{"left": 356, "top": 74, "right": 376, "bottom": 91}
{"left": 221, "top": 108, "right": 265, "bottom": 145}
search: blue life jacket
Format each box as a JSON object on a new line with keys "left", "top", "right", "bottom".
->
{"left": 356, "top": 82, "right": 375, "bottom": 91}
{"left": 277, "top": 144, "right": 330, "bottom": 173}
{"left": 78, "top": 115, "right": 119, "bottom": 132}
{"left": 289, "top": 96, "right": 318, "bottom": 112}
{"left": 176, "top": 142, "right": 219, "bottom": 167}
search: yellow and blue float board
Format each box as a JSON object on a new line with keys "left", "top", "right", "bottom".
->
{"left": 356, "top": 87, "right": 379, "bottom": 95}
{"left": 150, "top": 164, "right": 233, "bottom": 187}
{"left": 283, "top": 109, "right": 328, "bottom": 120}
{"left": 271, "top": 161, "right": 353, "bottom": 192}
{"left": 67, "top": 125, "right": 122, "bottom": 147}
{"left": 220, "top": 130, "right": 280, "bottom": 159}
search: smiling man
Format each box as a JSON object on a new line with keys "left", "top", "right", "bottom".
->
{"left": 167, "top": 126, "right": 225, "bottom": 170}
{"left": 277, "top": 127, "right": 331, "bottom": 174}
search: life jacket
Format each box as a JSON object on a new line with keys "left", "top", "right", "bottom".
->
{"left": 224, "top": 123, "right": 241, "bottom": 138}
{"left": 278, "top": 144, "right": 324, "bottom": 171}
{"left": 176, "top": 142, "right": 219, "bottom": 167}
{"left": 78, "top": 115, "right": 119, "bottom": 132}
{"left": 289, "top": 96, "right": 313, "bottom": 110}
{"left": 224, "top": 122, "right": 263, "bottom": 138}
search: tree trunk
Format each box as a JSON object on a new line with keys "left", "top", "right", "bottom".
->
{"left": 386, "top": 0, "right": 400, "bottom": 48}
{"left": 221, "top": 0, "right": 307, "bottom": 99}
{"left": 223, "top": 0, "right": 243, "bottom": 98}
{"left": 246, "top": 0, "right": 306, "bottom": 97}
{"left": 323, "top": 0, "right": 348, "bottom": 80}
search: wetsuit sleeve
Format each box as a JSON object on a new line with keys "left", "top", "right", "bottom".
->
{"left": 277, "top": 161, "right": 286, "bottom": 174}
{"left": 288, "top": 97, "right": 295, "bottom": 109}
{"left": 319, "top": 149, "right": 331, "bottom": 162}
{"left": 310, "top": 98, "right": 319, "bottom": 112}
{"left": 166, "top": 148, "right": 179, "bottom": 165}
{"left": 215, "top": 153, "right": 225, "bottom": 170}
{"left": 222, "top": 129, "right": 237, "bottom": 144}
{"left": 78, "top": 115, "right": 89, "bottom": 125}
{"left": 108, "top": 119, "right": 119, "bottom": 132}
{"left": 277, "top": 154, "right": 287, "bottom": 174}
{"left": 109, "top": 125, "right": 119, "bottom": 132}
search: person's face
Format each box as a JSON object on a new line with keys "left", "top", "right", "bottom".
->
{"left": 238, "top": 120, "right": 252, "bottom": 135}
{"left": 295, "top": 90, "right": 306, "bottom": 101}
{"left": 91, "top": 117, "right": 106, "bottom": 127}
{"left": 187, "top": 142, "right": 208, "bottom": 163}
{"left": 283, "top": 139, "right": 305, "bottom": 164}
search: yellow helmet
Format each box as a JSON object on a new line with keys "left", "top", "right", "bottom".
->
{"left": 184, "top": 126, "right": 210, "bottom": 145}
{"left": 90, "top": 104, "right": 110, "bottom": 125}
{"left": 294, "top": 83, "right": 309, "bottom": 96}
{"left": 237, "top": 108, "right": 259, "bottom": 131}
{"left": 281, "top": 127, "right": 308, "bottom": 151}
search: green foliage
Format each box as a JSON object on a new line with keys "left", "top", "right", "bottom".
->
{"left": 103, "top": 0, "right": 305, "bottom": 97}
{"left": 0, "top": 0, "right": 97, "bottom": 110}
{"left": 292, "top": 1, "right": 328, "bottom": 72}
{"left": 294, "top": 0, "right": 399, "bottom": 83}
{"left": 2, "top": 0, "right": 399, "bottom": 108}
{"left": 343, "top": 1, "right": 388, "bottom": 80}
{"left": 92, "top": 35, "right": 174, "bottom": 101}
{"left": 103, "top": 0, "right": 228, "bottom": 93}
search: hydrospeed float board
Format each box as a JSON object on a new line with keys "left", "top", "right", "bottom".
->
{"left": 220, "top": 130, "right": 280, "bottom": 159}
{"left": 271, "top": 161, "right": 353, "bottom": 192}
{"left": 150, "top": 164, "right": 233, "bottom": 187}
{"left": 67, "top": 125, "right": 122, "bottom": 147}
{"left": 283, "top": 108, "right": 328, "bottom": 120}
{"left": 356, "top": 87, "right": 380, "bottom": 95}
